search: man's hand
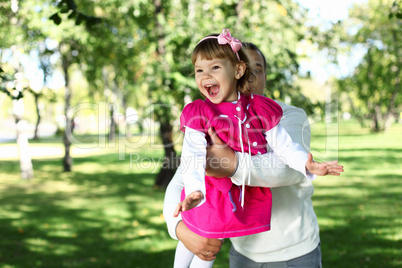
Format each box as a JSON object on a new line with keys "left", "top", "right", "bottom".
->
{"left": 205, "top": 127, "right": 237, "bottom": 178}
{"left": 305, "top": 153, "right": 344, "bottom": 176}
{"left": 176, "top": 221, "right": 223, "bottom": 261}
{"left": 173, "top": 191, "right": 204, "bottom": 217}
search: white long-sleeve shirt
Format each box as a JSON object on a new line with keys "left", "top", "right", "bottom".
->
{"left": 163, "top": 101, "right": 320, "bottom": 262}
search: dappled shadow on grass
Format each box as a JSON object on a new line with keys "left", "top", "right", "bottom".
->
{"left": 0, "top": 217, "right": 176, "bottom": 267}
{"left": 319, "top": 218, "right": 401, "bottom": 267}
{"left": 337, "top": 147, "right": 402, "bottom": 168}
{"left": 2, "top": 127, "right": 400, "bottom": 267}
{"left": 0, "top": 153, "right": 180, "bottom": 267}
{"left": 339, "top": 147, "right": 402, "bottom": 152}
{"left": 0, "top": 148, "right": 164, "bottom": 170}
{"left": 0, "top": 196, "right": 176, "bottom": 267}
{"left": 373, "top": 173, "right": 402, "bottom": 180}
{"left": 312, "top": 133, "right": 372, "bottom": 138}
{"left": 0, "top": 159, "right": 21, "bottom": 174}
{"left": 312, "top": 130, "right": 402, "bottom": 267}
{"left": 0, "top": 202, "right": 176, "bottom": 267}
{"left": 313, "top": 175, "right": 402, "bottom": 268}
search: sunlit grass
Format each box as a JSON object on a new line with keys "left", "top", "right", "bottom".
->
{"left": 0, "top": 122, "right": 401, "bottom": 267}
{"left": 310, "top": 122, "right": 402, "bottom": 268}
{"left": 0, "top": 139, "right": 176, "bottom": 267}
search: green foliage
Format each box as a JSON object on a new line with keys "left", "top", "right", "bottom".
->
{"left": 334, "top": 0, "right": 401, "bottom": 131}
{"left": 389, "top": 0, "right": 402, "bottom": 19}
{"left": 49, "top": 0, "right": 102, "bottom": 27}
{"left": 0, "top": 67, "right": 25, "bottom": 100}
{"left": 1, "top": 0, "right": 323, "bottom": 127}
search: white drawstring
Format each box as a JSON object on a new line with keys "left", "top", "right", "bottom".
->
{"left": 235, "top": 115, "right": 245, "bottom": 207}
{"left": 234, "top": 114, "right": 251, "bottom": 208}
{"left": 244, "top": 125, "right": 252, "bottom": 185}
{"left": 231, "top": 93, "right": 252, "bottom": 208}
{"left": 245, "top": 96, "right": 252, "bottom": 185}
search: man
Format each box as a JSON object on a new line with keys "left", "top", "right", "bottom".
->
{"left": 163, "top": 43, "right": 323, "bottom": 267}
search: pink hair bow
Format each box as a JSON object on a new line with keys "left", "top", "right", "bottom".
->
{"left": 217, "top": 29, "right": 242, "bottom": 57}
{"left": 197, "top": 29, "right": 242, "bottom": 61}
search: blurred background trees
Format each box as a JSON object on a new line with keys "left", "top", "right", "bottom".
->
{"left": 335, "top": 0, "right": 401, "bottom": 132}
{"left": 0, "top": 0, "right": 400, "bottom": 184}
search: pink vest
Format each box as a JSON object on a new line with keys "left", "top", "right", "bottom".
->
{"left": 180, "top": 94, "right": 282, "bottom": 238}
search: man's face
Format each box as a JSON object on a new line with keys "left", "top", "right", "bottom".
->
{"left": 246, "top": 49, "right": 266, "bottom": 96}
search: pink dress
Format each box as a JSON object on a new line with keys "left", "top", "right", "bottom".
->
{"left": 180, "top": 94, "right": 283, "bottom": 238}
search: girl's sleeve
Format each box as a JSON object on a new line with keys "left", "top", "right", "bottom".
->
{"left": 265, "top": 124, "right": 316, "bottom": 180}
{"left": 162, "top": 131, "right": 206, "bottom": 239}
{"left": 252, "top": 95, "right": 283, "bottom": 131}
{"left": 180, "top": 100, "right": 210, "bottom": 134}
{"left": 180, "top": 100, "right": 211, "bottom": 206}
{"left": 181, "top": 127, "right": 207, "bottom": 205}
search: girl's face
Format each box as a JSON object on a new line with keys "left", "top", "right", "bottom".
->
{"left": 194, "top": 55, "right": 245, "bottom": 104}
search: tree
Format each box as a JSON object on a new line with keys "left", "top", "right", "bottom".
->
{"left": 147, "top": 0, "right": 183, "bottom": 189}
{"left": 336, "top": 0, "right": 401, "bottom": 132}
{"left": 1, "top": 0, "right": 320, "bottom": 187}
{"left": 1, "top": 0, "right": 94, "bottom": 172}
{"left": 0, "top": 61, "right": 34, "bottom": 180}
{"left": 48, "top": 0, "right": 103, "bottom": 171}
{"left": 28, "top": 49, "right": 57, "bottom": 140}
{"left": 0, "top": 2, "right": 35, "bottom": 180}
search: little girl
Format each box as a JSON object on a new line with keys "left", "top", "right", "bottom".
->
{"left": 173, "top": 29, "right": 343, "bottom": 268}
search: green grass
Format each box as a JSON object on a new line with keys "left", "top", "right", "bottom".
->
{"left": 310, "top": 121, "right": 402, "bottom": 268}
{"left": 0, "top": 122, "right": 401, "bottom": 267}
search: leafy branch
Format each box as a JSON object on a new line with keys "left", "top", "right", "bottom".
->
{"left": 0, "top": 67, "right": 24, "bottom": 100}
{"left": 49, "top": 0, "right": 102, "bottom": 27}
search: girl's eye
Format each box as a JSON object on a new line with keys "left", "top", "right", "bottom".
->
{"left": 196, "top": 69, "right": 203, "bottom": 73}
{"left": 212, "top": 66, "right": 220, "bottom": 70}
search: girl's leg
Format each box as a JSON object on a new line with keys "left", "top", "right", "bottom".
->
{"left": 174, "top": 241, "right": 194, "bottom": 268}
{"left": 189, "top": 256, "right": 215, "bottom": 268}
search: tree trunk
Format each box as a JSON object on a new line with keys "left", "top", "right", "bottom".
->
{"left": 384, "top": 29, "right": 401, "bottom": 132}
{"left": 109, "top": 106, "right": 116, "bottom": 142}
{"left": 61, "top": 44, "right": 73, "bottom": 172}
{"left": 122, "top": 93, "right": 132, "bottom": 139}
{"left": 109, "top": 77, "right": 120, "bottom": 142}
{"left": 63, "top": 118, "right": 73, "bottom": 172}
{"left": 346, "top": 95, "right": 365, "bottom": 127}
{"left": 371, "top": 104, "right": 382, "bottom": 132}
{"left": 153, "top": 0, "right": 177, "bottom": 189}
{"left": 15, "top": 111, "right": 34, "bottom": 180}
{"left": 154, "top": 120, "right": 178, "bottom": 189}
{"left": 33, "top": 93, "right": 41, "bottom": 140}
{"left": 11, "top": 46, "right": 34, "bottom": 179}
{"left": 366, "top": 49, "right": 382, "bottom": 133}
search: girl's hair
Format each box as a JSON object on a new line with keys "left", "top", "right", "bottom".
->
{"left": 191, "top": 34, "right": 255, "bottom": 95}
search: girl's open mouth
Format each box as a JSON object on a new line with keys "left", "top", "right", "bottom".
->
{"left": 205, "top": 84, "right": 220, "bottom": 97}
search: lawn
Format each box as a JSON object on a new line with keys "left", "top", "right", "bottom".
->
{"left": 0, "top": 122, "right": 401, "bottom": 268}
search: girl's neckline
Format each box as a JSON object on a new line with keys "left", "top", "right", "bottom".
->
{"left": 206, "top": 92, "right": 242, "bottom": 105}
